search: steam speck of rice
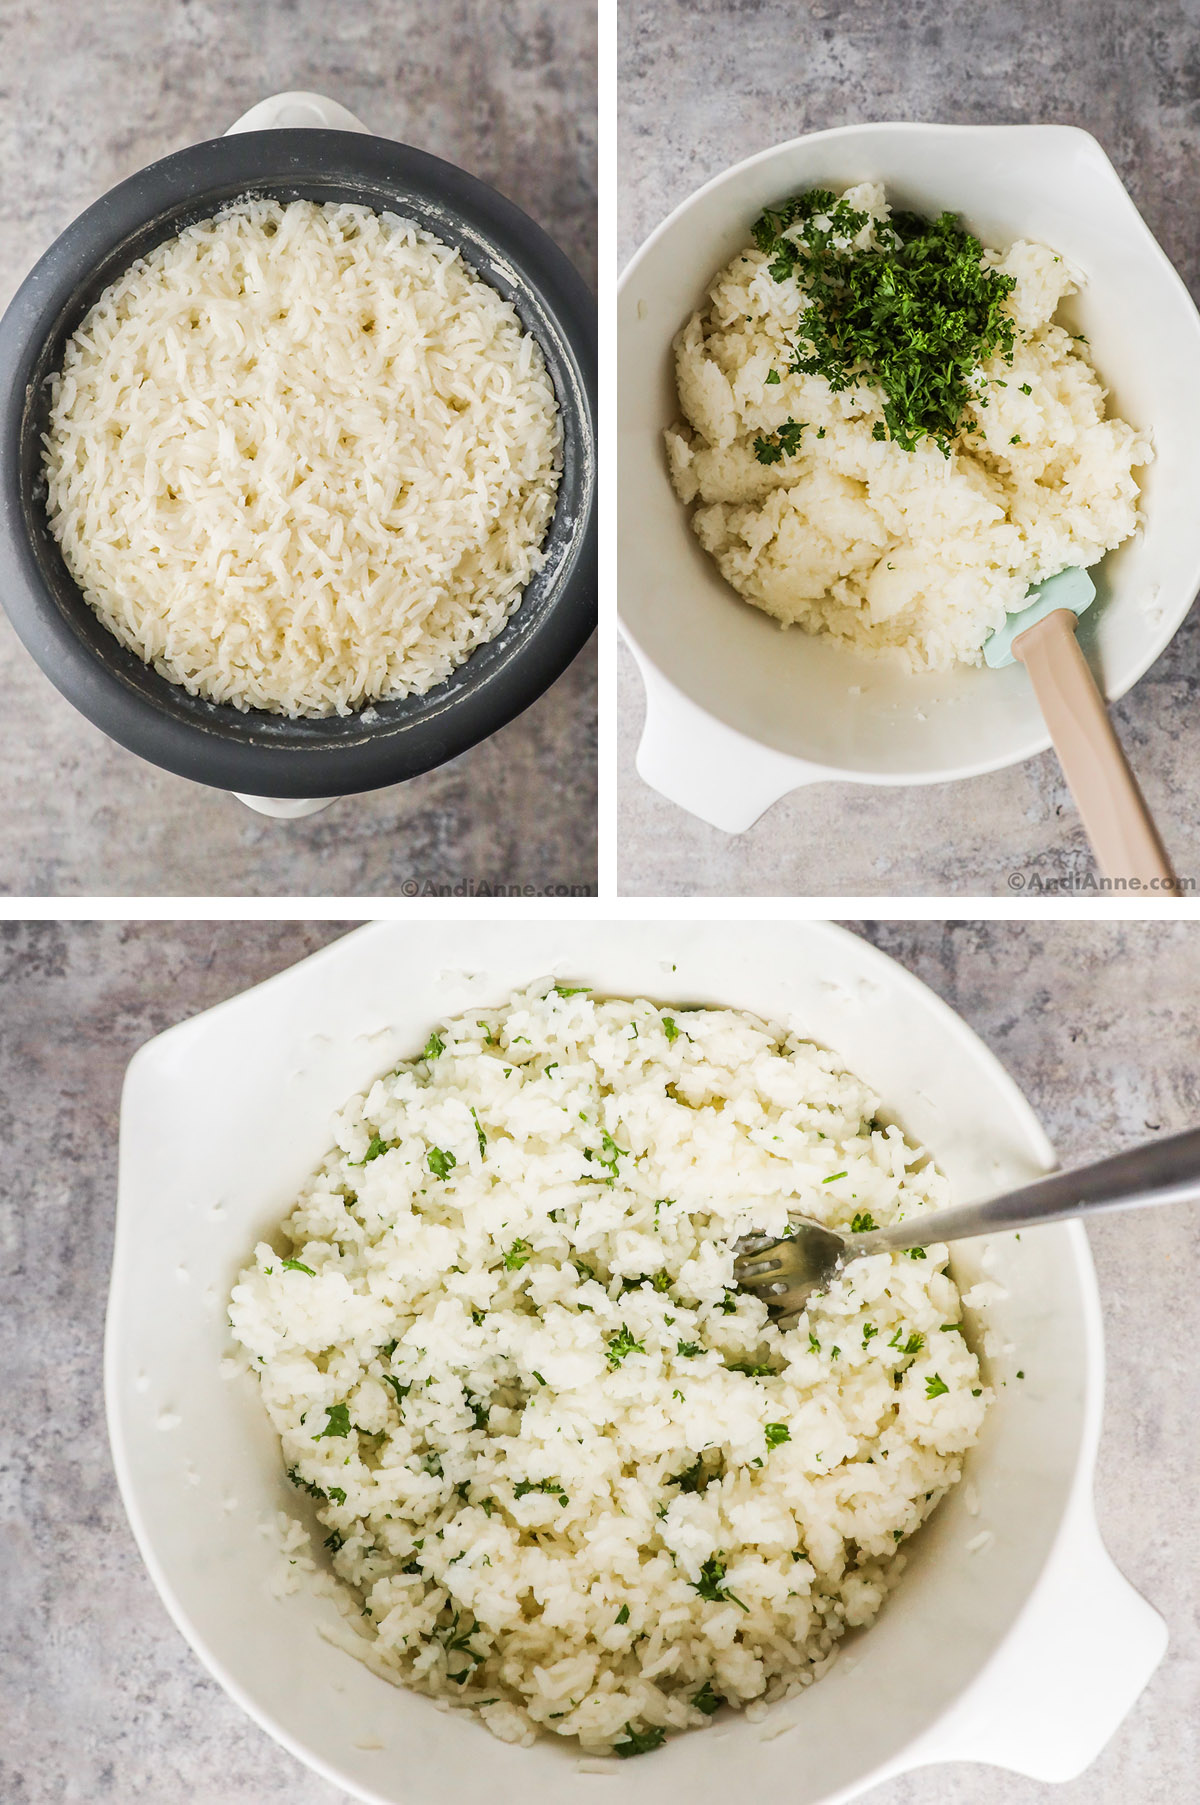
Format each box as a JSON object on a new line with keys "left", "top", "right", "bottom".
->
{"left": 42, "top": 198, "right": 561, "bottom": 717}
{"left": 228, "top": 985, "right": 989, "bottom": 1755}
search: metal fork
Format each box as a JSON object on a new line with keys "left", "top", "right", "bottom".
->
{"left": 733, "top": 1124, "right": 1200, "bottom": 1318}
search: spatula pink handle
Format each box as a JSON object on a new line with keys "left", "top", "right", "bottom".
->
{"left": 1013, "top": 609, "right": 1177, "bottom": 895}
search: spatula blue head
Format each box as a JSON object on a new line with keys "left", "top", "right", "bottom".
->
{"left": 983, "top": 567, "right": 1097, "bottom": 669}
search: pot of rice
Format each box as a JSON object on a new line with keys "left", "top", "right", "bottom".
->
{"left": 618, "top": 124, "right": 1200, "bottom": 833}
{"left": 107, "top": 921, "right": 1164, "bottom": 1805}
{"left": 0, "top": 112, "right": 594, "bottom": 798}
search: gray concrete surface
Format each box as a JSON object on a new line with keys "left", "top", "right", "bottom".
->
{"left": 1, "top": 919, "right": 1197, "bottom": 1803}
{"left": 618, "top": 0, "right": 1200, "bottom": 896}
{"left": 0, "top": 0, "right": 596, "bottom": 897}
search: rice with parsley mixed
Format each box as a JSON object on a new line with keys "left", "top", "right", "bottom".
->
{"left": 229, "top": 985, "right": 989, "bottom": 1756}
{"left": 666, "top": 181, "right": 1149, "bottom": 671}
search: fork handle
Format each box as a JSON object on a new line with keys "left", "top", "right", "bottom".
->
{"left": 852, "top": 1124, "right": 1200, "bottom": 1256}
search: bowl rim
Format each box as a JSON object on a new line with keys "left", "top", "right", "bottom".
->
{"left": 617, "top": 120, "right": 1200, "bottom": 788}
{"left": 105, "top": 921, "right": 1105, "bottom": 1805}
{"left": 0, "top": 128, "right": 597, "bottom": 797}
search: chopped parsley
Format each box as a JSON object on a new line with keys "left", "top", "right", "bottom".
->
{"left": 381, "top": 1375, "right": 411, "bottom": 1408}
{"left": 503, "top": 1237, "right": 532, "bottom": 1270}
{"left": 324, "top": 1530, "right": 344, "bottom": 1553}
{"left": 676, "top": 1340, "right": 703, "bottom": 1357}
{"left": 313, "top": 1404, "right": 351, "bottom": 1441}
{"left": 615, "top": 1722, "right": 666, "bottom": 1758}
{"left": 667, "top": 1453, "right": 710, "bottom": 1494}
{"left": 925, "top": 1373, "right": 950, "bottom": 1399}
{"left": 327, "top": 1486, "right": 346, "bottom": 1505}
{"left": 421, "top": 1030, "right": 445, "bottom": 1061}
{"left": 808, "top": 1332, "right": 821, "bottom": 1354}
{"left": 595, "top": 1130, "right": 625, "bottom": 1183}
{"left": 553, "top": 983, "right": 591, "bottom": 997}
{"left": 765, "top": 369, "right": 781, "bottom": 384}
{"left": 691, "top": 1680, "right": 721, "bottom": 1715}
{"left": 426, "top": 1146, "right": 456, "bottom": 1181}
{"left": 439, "top": 1610, "right": 484, "bottom": 1680}
{"left": 286, "top": 1467, "right": 327, "bottom": 1500}
{"left": 753, "top": 415, "right": 805, "bottom": 464}
{"left": 751, "top": 188, "right": 1017, "bottom": 454}
{"left": 606, "top": 1326, "right": 645, "bottom": 1367}
{"left": 764, "top": 1422, "right": 791, "bottom": 1448}
{"left": 727, "top": 1361, "right": 773, "bottom": 1377}
{"left": 849, "top": 1211, "right": 878, "bottom": 1232}
{"left": 823, "top": 1171, "right": 848, "bottom": 1184}
{"left": 692, "top": 1556, "right": 748, "bottom": 1612}
{"left": 349, "top": 1134, "right": 388, "bottom": 1167}
{"left": 662, "top": 1015, "right": 680, "bottom": 1042}
{"left": 906, "top": 1247, "right": 927, "bottom": 1260}
{"left": 470, "top": 1107, "right": 487, "bottom": 1157}
{"left": 280, "top": 1258, "right": 315, "bottom": 1276}
{"left": 615, "top": 1603, "right": 630, "bottom": 1625}
{"left": 513, "top": 1477, "right": 568, "bottom": 1506}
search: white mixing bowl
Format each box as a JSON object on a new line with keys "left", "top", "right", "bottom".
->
{"left": 618, "top": 124, "right": 1200, "bottom": 832}
{"left": 107, "top": 922, "right": 1164, "bottom": 1804}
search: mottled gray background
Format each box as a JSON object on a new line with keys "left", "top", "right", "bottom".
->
{"left": 618, "top": 0, "right": 1200, "bottom": 896}
{"left": 1, "top": 919, "right": 1196, "bottom": 1803}
{"left": 0, "top": 0, "right": 596, "bottom": 897}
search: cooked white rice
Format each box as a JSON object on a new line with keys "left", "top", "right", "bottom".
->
{"left": 666, "top": 181, "right": 1149, "bottom": 671}
{"left": 42, "top": 199, "right": 561, "bottom": 716}
{"left": 229, "top": 985, "right": 988, "bottom": 1756}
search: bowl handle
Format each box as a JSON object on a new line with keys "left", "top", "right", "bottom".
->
{"left": 226, "top": 91, "right": 371, "bottom": 135}
{"left": 634, "top": 661, "right": 821, "bottom": 834}
{"left": 907, "top": 1489, "right": 1166, "bottom": 1784}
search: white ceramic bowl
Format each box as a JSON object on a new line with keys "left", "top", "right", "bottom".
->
{"left": 618, "top": 124, "right": 1200, "bottom": 832}
{"left": 107, "top": 922, "right": 1165, "bottom": 1804}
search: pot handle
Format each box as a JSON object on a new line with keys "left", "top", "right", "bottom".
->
{"left": 912, "top": 1493, "right": 1166, "bottom": 1783}
{"left": 633, "top": 658, "right": 822, "bottom": 835}
{"left": 226, "top": 91, "right": 371, "bottom": 135}
{"left": 233, "top": 794, "right": 339, "bottom": 820}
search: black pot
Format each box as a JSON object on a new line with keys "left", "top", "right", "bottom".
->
{"left": 0, "top": 130, "right": 596, "bottom": 798}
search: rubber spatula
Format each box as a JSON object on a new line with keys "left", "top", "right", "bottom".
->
{"left": 984, "top": 568, "right": 1177, "bottom": 893}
